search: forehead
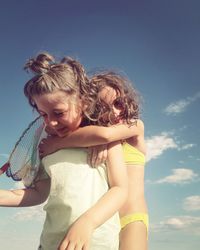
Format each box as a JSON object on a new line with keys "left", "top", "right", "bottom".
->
{"left": 33, "top": 91, "right": 73, "bottom": 110}
{"left": 98, "top": 86, "right": 117, "bottom": 104}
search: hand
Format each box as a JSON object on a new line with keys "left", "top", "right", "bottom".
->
{"left": 38, "top": 135, "right": 61, "bottom": 158}
{"left": 87, "top": 145, "right": 108, "bottom": 167}
{"left": 58, "top": 217, "right": 93, "bottom": 250}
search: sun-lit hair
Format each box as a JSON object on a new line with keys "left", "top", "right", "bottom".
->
{"left": 87, "top": 71, "right": 141, "bottom": 126}
{"left": 24, "top": 52, "right": 91, "bottom": 110}
{"left": 23, "top": 52, "right": 141, "bottom": 127}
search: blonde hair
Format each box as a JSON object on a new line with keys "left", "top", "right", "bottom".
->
{"left": 24, "top": 52, "right": 90, "bottom": 110}
{"left": 88, "top": 71, "right": 141, "bottom": 126}
{"left": 23, "top": 53, "right": 141, "bottom": 126}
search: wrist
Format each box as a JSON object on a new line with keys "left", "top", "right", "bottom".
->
{"left": 80, "top": 211, "right": 98, "bottom": 229}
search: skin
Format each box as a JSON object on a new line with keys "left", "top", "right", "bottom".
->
{"left": 0, "top": 90, "right": 128, "bottom": 250}
{"left": 94, "top": 87, "right": 148, "bottom": 250}
{"left": 35, "top": 91, "right": 83, "bottom": 137}
{"left": 39, "top": 87, "right": 148, "bottom": 250}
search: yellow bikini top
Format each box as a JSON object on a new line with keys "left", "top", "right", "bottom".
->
{"left": 122, "top": 142, "right": 145, "bottom": 165}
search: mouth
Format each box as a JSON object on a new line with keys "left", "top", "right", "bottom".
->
{"left": 55, "top": 127, "right": 69, "bottom": 136}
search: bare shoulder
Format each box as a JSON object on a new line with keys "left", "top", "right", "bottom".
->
{"left": 136, "top": 119, "right": 145, "bottom": 130}
{"left": 129, "top": 119, "right": 145, "bottom": 135}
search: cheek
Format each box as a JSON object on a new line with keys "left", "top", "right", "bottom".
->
{"left": 73, "top": 105, "right": 82, "bottom": 119}
{"left": 60, "top": 115, "right": 70, "bottom": 124}
{"left": 61, "top": 112, "right": 77, "bottom": 125}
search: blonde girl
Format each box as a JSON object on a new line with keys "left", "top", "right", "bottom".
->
{"left": 0, "top": 53, "right": 128, "bottom": 250}
{"left": 39, "top": 72, "right": 148, "bottom": 250}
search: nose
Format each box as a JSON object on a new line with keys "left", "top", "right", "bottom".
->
{"left": 44, "top": 116, "right": 58, "bottom": 127}
{"left": 49, "top": 120, "right": 58, "bottom": 127}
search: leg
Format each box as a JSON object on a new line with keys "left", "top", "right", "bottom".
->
{"left": 119, "top": 220, "right": 148, "bottom": 250}
{"left": 119, "top": 166, "right": 148, "bottom": 250}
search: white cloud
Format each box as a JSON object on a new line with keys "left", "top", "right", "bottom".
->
{"left": 146, "top": 132, "right": 196, "bottom": 162}
{"left": 164, "top": 92, "right": 200, "bottom": 115}
{"left": 165, "top": 99, "right": 190, "bottom": 114}
{"left": 152, "top": 215, "right": 200, "bottom": 235}
{"left": 156, "top": 168, "right": 198, "bottom": 184}
{"left": 179, "top": 143, "right": 195, "bottom": 150}
{"left": 163, "top": 217, "right": 187, "bottom": 229}
{"left": 146, "top": 132, "right": 178, "bottom": 162}
{"left": 183, "top": 196, "right": 200, "bottom": 211}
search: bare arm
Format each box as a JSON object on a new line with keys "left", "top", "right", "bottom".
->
{"left": 39, "top": 120, "right": 144, "bottom": 157}
{"left": 0, "top": 179, "right": 50, "bottom": 207}
{"left": 61, "top": 120, "right": 143, "bottom": 145}
{"left": 82, "top": 141, "right": 128, "bottom": 225}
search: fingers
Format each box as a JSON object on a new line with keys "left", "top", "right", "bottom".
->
{"left": 87, "top": 145, "right": 108, "bottom": 168}
{"left": 58, "top": 241, "right": 88, "bottom": 250}
{"left": 38, "top": 136, "right": 51, "bottom": 157}
{"left": 87, "top": 148, "right": 92, "bottom": 167}
{"left": 100, "top": 146, "right": 108, "bottom": 164}
{"left": 57, "top": 239, "right": 69, "bottom": 250}
{"left": 38, "top": 141, "right": 44, "bottom": 158}
{"left": 74, "top": 243, "right": 84, "bottom": 250}
{"left": 88, "top": 147, "right": 100, "bottom": 167}
{"left": 90, "top": 147, "right": 98, "bottom": 167}
{"left": 82, "top": 242, "right": 90, "bottom": 250}
{"left": 63, "top": 242, "right": 75, "bottom": 250}
{"left": 38, "top": 138, "right": 48, "bottom": 158}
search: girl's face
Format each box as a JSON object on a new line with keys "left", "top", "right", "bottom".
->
{"left": 33, "top": 91, "right": 82, "bottom": 137}
{"left": 99, "top": 86, "right": 122, "bottom": 121}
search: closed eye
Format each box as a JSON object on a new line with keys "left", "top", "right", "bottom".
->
{"left": 54, "top": 111, "right": 67, "bottom": 117}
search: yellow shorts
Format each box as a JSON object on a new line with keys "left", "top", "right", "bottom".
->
{"left": 120, "top": 213, "right": 149, "bottom": 234}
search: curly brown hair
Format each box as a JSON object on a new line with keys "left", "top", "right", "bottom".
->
{"left": 23, "top": 52, "right": 141, "bottom": 128}
{"left": 84, "top": 71, "right": 141, "bottom": 126}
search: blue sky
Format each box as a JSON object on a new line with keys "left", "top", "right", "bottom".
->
{"left": 0, "top": 1, "right": 200, "bottom": 249}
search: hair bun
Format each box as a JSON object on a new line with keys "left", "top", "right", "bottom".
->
{"left": 24, "top": 52, "right": 55, "bottom": 74}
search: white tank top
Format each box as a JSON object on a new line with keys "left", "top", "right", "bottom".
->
{"left": 39, "top": 148, "right": 120, "bottom": 250}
